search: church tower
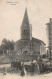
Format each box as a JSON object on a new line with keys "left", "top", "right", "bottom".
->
{"left": 20, "top": 8, "right": 32, "bottom": 54}
{"left": 21, "top": 8, "right": 30, "bottom": 40}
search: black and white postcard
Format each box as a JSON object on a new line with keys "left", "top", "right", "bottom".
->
{"left": 0, "top": 0, "right": 52, "bottom": 79}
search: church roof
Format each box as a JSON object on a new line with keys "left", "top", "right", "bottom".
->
{"left": 21, "top": 8, "right": 29, "bottom": 27}
{"left": 15, "top": 37, "right": 45, "bottom": 46}
{"left": 32, "top": 37, "right": 45, "bottom": 45}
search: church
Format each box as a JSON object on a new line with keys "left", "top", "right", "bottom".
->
{"left": 14, "top": 8, "right": 46, "bottom": 56}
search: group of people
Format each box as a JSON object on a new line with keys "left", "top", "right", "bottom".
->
{"left": 2, "top": 57, "right": 46, "bottom": 76}
{"left": 20, "top": 59, "right": 44, "bottom": 77}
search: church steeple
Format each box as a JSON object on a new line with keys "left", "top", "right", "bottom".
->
{"left": 21, "top": 8, "right": 29, "bottom": 27}
{"left": 21, "top": 8, "right": 30, "bottom": 40}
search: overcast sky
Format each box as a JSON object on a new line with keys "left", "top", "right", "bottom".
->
{"left": 0, "top": 0, "right": 52, "bottom": 47}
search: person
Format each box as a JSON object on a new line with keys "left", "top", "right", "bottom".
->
{"left": 42, "top": 61, "right": 44, "bottom": 72}
{"left": 37, "top": 58, "right": 43, "bottom": 73}
{"left": 3, "top": 67, "right": 7, "bottom": 75}
{"left": 21, "top": 63, "right": 25, "bottom": 77}
{"left": 23, "top": 67, "right": 26, "bottom": 76}
{"left": 21, "top": 68, "right": 25, "bottom": 77}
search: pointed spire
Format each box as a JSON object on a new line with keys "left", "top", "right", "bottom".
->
{"left": 21, "top": 8, "right": 29, "bottom": 27}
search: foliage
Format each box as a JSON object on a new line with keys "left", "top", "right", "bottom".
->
{"left": 0, "top": 38, "right": 14, "bottom": 54}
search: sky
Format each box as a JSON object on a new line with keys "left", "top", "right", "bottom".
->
{"left": 0, "top": 0, "right": 52, "bottom": 47}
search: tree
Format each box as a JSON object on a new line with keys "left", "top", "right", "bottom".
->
{"left": 0, "top": 38, "right": 14, "bottom": 54}
{"left": 2, "top": 38, "right": 8, "bottom": 51}
{"left": 7, "top": 40, "right": 14, "bottom": 50}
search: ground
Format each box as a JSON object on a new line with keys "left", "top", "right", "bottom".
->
{"left": 0, "top": 67, "right": 52, "bottom": 79}
{"left": 0, "top": 72, "right": 52, "bottom": 79}
{"left": 0, "top": 64, "right": 52, "bottom": 79}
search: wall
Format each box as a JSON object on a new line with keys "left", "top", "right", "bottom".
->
{"left": 40, "top": 43, "right": 46, "bottom": 55}
{"left": 32, "top": 41, "right": 40, "bottom": 55}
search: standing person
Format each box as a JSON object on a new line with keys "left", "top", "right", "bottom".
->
{"left": 37, "top": 58, "right": 43, "bottom": 73}
{"left": 21, "top": 68, "right": 25, "bottom": 77}
{"left": 21, "top": 63, "right": 25, "bottom": 77}
{"left": 3, "top": 67, "right": 7, "bottom": 75}
{"left": 34, "top": 60, "right": 40, "bottom": 74}
{"left": 23, "top": 67, "right": 26, "bottom": 76}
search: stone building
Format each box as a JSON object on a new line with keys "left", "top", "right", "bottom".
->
{"left": 46, "top": 18, "right": 52, "bottom": 58}
{"left": 14, "top": 8, "right": 46, "bottom": 56}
